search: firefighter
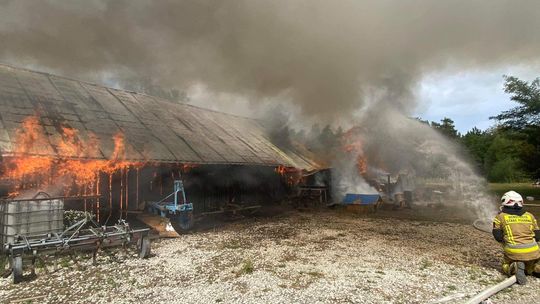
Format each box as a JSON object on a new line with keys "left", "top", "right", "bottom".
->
{"left": 492, "top": 190, "right": 540, "bottom": 284}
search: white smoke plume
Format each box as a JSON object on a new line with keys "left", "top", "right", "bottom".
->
{"left": 343, "top": 108, "right": 498, "bottom": 220}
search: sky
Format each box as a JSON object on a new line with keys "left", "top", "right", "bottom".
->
{"left": 415, "top": 64, "right": 540, "bottom": 133}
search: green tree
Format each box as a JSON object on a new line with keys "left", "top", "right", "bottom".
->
{"left": 431, "top": 117, "right": 460, "bottom": 139}
{"left": 491, "top": 75, "right": 540, "bottom": 178}
{"left": 492, "top": 76, "right": 540, "bottom": 129}
{"left": 461, "top": 127, "right": 493, "bottom": 174}
{"left": 489, "top": 157, "right": 525, "bottom": 183}
{"left": 415, "top": 117, "right": 430, "bottom": 125}
{"left": 483, "top": 133, "right": 528, "bottom": 182}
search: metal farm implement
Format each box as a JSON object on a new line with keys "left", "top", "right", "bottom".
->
{"left": 148, "top": 179, "right": 260, "bottom": 233}
{"left": 2, "top": 209, "right": 151, "bottom": 284}
{"left": 147, "top": 179, "right": 195, "bottom": 232}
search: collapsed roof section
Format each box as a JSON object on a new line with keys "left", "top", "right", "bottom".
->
{"left": 0, "top": 63, "right": 319, "bottom": 170}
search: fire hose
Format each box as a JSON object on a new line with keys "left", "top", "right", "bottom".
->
{"left": 464, "top": 275, "right": 517, "bottom": 304}
{"left": 436, "top": 203, "right": 540, "bottom": 303}
{"left": 472, "top": 219, "right": 492, "bottom": 233}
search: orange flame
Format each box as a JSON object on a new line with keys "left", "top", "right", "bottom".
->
{"left": 342, "top": 129, "right": 368, "bottom": 175}
{"left": 275, "top": 165, "right": 301, "bottom": 186}
{"left": 1, "top": 115, "right": 141, "bottom": 197}
{"left": 275, "top": 165, "right": 288, "bottom": 176}
{"left": 180, "top": 163, "right": 198, "bottom": 173}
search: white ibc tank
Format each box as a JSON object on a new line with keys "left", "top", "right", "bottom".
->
{"left": 0, "top": 196, "right": 64, "bottom": 246}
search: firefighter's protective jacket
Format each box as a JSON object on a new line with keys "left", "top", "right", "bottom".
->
{"left": 493, "top": 209, "right": 540, "bottom": 261}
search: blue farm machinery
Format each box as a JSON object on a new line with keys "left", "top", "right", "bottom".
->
{"left": 147, "top": 179, "right": 195, "bottom": 233}
{"left": 147, "top": 179, "right": 261, "bottom": 234}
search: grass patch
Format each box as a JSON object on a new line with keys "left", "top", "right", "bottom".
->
{"left": 280, "top": 251, "right": 298, "bottom": 262}
{"left": 35, "top": 258, "right": 46, "bottom": 269}
{"left": 490, "top": 183, "right": 540, "bottom": 202}
{"left": 447, "top": 285, "right": 457, "bottom": 291}
{"left": 304, "top": 270, "right": 325, "bottom": 279}
{"left": 501, "top": 287, "right": 513, "bottom": 293}
{"left": 221, "top": 239, "right": 246, "bottom": 250}
{"left": 489, "top": 183, "right": 540, "bottom": 197}
{"left": 107, "top": 277, "right": 118, "bottom": 288}
{"left": 60, "top": 257, "right": 71, "bottom": 268}
{"left": 467, "top": 268, "right": 480, "bottom": 281}
{"left": 321, "top": 235, "right": 338, "bottom": 241}
{"left": 237, "top": 259, "right": 254, "bottom": 276}
{"left": 420, "top": 258, "right": 433, "bottom": 270}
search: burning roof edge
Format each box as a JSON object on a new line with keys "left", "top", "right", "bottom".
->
{"left": 0, "top": 63, "right": 320, "bottom": 170}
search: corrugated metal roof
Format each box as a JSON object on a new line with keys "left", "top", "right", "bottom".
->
{"left": 0, "top": 63, "right": 319, "bottom": 170}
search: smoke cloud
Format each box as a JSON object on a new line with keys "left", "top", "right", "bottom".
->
{"left": 1, "top": 0, "right": 540, "bottom": 121}
{"left": 1, "top": 1, "right": 539, "bottom": 219}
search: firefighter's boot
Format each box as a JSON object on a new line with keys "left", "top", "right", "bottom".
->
{"left": 513, "top": 262, "right": 527, "bottom": 285}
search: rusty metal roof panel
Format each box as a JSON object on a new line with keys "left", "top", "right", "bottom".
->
{"left": 0, "top": 63, "right": 318, "bottom": 169}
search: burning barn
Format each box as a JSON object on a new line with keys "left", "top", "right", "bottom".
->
{"left": 0, "top": 63, "right": 320, "bottom": 231}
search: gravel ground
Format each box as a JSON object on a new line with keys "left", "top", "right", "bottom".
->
{"left": 1, "top": 209, "right": 539, "bottom": 303}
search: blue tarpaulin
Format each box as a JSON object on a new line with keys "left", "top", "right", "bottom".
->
{"left": 341, "top": 194, "right": 381, "bottom": 205}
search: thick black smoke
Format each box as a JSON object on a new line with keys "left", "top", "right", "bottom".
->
{"left": 1, "top": 0, "right": 540, "bottom": 121}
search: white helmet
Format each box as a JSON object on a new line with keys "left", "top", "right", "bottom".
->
{"left": 501, "top": 191, "right": 523, "bottom": 208}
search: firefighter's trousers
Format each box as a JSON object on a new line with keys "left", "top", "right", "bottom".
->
{"left": 502, "top": 256, "right": 540, "bottom": 276}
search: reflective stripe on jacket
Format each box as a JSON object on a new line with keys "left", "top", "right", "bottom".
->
{"left": 504, "top": 241, "right": 539, "bottom": 254}
{"left": 493, "top": 211, "right": 540, "bottom": 260}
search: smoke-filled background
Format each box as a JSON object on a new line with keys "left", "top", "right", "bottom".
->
{"left": 1, "top": 0, "right": 540, "bottom": 120}
{"left": 2, "top": 0, "right": 540, "bottom": 219}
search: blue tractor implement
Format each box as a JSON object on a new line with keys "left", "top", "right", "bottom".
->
{"left": 147, "top": 179, "right": 263, "bottom": 234}
{"left": 147, "top": 180, "right": 194, "bottom": 233}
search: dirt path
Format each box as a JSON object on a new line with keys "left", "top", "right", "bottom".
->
{"left": 1, "top": 210, "right": 539, "bottom": 303}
